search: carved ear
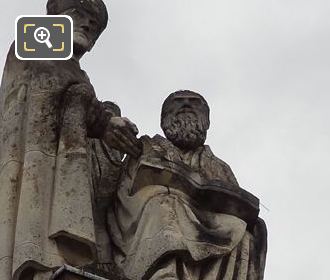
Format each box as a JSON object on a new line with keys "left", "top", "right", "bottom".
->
{"left": 200, "top": 111, "right": 210, "bottom": 131}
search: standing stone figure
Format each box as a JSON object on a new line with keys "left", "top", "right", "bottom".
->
{"left": 0, "top": 1, "right": 139, "bottom": 279}
{"left": 108, "top": 90, "right": 267, "bottom": 280}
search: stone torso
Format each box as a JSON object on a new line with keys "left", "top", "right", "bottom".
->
{"left": 107, "top": 135, "right": 266, "bottom": 280}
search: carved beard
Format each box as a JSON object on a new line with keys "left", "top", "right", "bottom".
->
{"left": 162, "top": 112, "right": 207, "bottom": 150}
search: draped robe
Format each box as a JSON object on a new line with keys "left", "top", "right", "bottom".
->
{"left": 108, "top": 135, "right": 267, "bottom": 280}
{"left": 0, "top": 44, "right": 101, "bottom": 279}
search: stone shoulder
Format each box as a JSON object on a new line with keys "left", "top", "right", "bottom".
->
{"left": 201, "top": 145, "right": 240, "bottom": 188}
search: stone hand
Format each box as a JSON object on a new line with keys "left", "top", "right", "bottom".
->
{"left": 67, "top": 83, "right": 96, "bottom": 103}
{"left": 102, "top": 117, "right": 142, "bottom": 158}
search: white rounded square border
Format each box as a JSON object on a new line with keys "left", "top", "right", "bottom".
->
{"left": 15, "top": 15, "right": 73, "bottom": 61}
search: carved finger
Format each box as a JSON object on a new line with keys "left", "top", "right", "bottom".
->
{"left": 110, "top": 137, "right": 140, "bottom": 158}
{"left": 112, "top": 131, "right": 141, "bottom": 157}
{"left": 103, "top": 131, "right": 139, "bottom": 157}
{"left": 122, "top": 117, "right": 139, "bottom": 135}
{"left": 114, "top": 129, "right": 141, "bottom": 151}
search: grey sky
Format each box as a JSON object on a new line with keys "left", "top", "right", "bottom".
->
{"left": 1, "top": 0, "right": 330, "bottom": 279}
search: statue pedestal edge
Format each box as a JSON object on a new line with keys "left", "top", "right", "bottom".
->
{"left": 51, "top": 265, "right": 109, "bottom": 280}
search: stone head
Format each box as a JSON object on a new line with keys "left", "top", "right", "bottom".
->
{"left": 47, "top": 0, "right": 108, "bottom": 56}
{"left": 161, "top": 90, "right": 210, "bottom": 150}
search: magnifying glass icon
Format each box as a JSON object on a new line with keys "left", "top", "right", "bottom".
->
{"left": 34, "top": 27, "right": 53, "bottom": 49}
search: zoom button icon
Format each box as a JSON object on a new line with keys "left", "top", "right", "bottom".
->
{"left": 34, "top": 27, "right": 53, "bottom": 49}
{"left": 16, "top": 15, "right": 73, "bottom": 60}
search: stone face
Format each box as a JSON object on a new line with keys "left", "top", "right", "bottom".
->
{"left": 107, "top": 91, "right": 267, "bottom": 280}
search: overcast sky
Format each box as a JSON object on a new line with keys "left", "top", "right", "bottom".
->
{"left": 1, "top": 1, "right": 330, "bottom": 279}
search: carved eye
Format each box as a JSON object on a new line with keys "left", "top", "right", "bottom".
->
{"left": 89, "top": 19, "right": 98, "bottom": 30}
{"left": 190, "top": 99, "right": 202, "bottom": 106}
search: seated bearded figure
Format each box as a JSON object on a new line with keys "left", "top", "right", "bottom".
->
{"left": 107, "top": 90, "right": 267, "bottom": 280}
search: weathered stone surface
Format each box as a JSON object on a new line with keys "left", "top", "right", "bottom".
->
{"left": 0, "top": 1, "right": 267, "bottom": 279}
{"left": 49, "top": 88, "right": 96, "bottom": 264}
{"left": 52, "top": 265, "right": 109, "bottom": 280}
{"left": 107, "top": 91, "right": 267, "bottom": 280}
{"left": 0, "top": 0, "right": 119, "bottom": 279}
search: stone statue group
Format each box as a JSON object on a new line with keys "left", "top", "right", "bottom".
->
{"left": 0, "top": 0, "right": 267, "bottom": 279}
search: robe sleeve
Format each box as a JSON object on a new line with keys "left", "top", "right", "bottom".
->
{"left": 248, "top": 218, "right": 268, "bottom": 280}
